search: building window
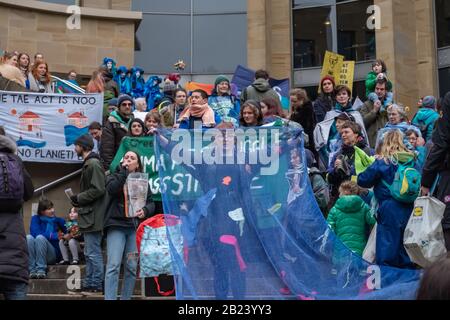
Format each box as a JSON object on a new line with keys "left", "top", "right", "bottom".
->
{"left": 293, "top": 0, "right": 375, "bottom": 69}
{"left": 439, "top": 68, "right": 450, "bottom": 97}
{"left": 435, "top": 0, "right": 450, "bottom": 48}
{"left": 337, "top": 0, "right": 376, "bottom": 62}
{"left": 293, "top": 6, "right": 333, "bottom": 68}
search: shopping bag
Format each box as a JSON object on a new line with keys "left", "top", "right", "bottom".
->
{"left": 363, "top": 223, "right": 377, "bottom": 263}
{"left": 403, "top": 196, "right": 447, "bottom": 268}
{"left": 136, "top": 214, "right": 183, "bottom": 277}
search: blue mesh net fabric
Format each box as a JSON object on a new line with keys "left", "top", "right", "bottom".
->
{"left": 154, "top": 126, "right": 421, "bottom": 300}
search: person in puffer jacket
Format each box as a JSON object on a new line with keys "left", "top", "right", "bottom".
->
{"left": 327, "top": 181, "right": 376, "bottom": 256}
{"left": 411, "top": 95, "right": 440, "bottom": 142}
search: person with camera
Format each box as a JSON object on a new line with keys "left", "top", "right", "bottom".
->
{"left": 327, "top": 121, "right": 370, "bottom": 200}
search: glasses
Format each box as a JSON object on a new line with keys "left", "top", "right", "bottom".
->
{"left": 121, "top": 103, "right": 132, "bottom": 107}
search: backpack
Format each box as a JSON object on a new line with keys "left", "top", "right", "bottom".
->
{"left": 382, "top": 159, "right": 421, "bottom": 204}
{"left": 0, "top": 152, "right": 24, "bottom": 201}
{"left": 309, "top": 169, "right": 330, "bottom": 214}
{"left": 136, "top": 214, "right": 183, "bottom": 278}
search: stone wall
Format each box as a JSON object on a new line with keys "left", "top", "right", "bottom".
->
{"left": 0, "top": 0, "right": 140, "bottom": 75}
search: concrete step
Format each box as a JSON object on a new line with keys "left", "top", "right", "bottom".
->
{"left": 27, "top": 278, "right": 143, "bottom": 295}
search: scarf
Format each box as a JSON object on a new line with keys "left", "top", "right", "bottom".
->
{"left": 39, "top": 215, "right": 57, "bottom": 236}
{"left": 178, "top": 103, "right": 215, "bottom": 126}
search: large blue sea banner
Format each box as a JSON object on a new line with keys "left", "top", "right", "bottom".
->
{"left": 0, "top": 90, "right": 103, "bottom": 163}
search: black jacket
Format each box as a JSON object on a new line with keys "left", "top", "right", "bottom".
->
{"left": 104, "top": 166, "right": 155, "bottom": 230}
{"left": 314, "top": 94, "right": 335, "bottom": 123}
{"left": 290, "top": 101, "right": 316, "bottom": 152}
{"left": 0, "top": 135, "right": 34, "bottom": 284}
{"left": 101, "top": 113, "right": 131, "bottom": 170}
{"left": 422, "top": 92, "right": 450, "bottom": 228}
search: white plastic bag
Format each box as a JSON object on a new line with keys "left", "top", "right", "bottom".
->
{"left": 363, "top": 223, "right": 377, "bottom": 263}
{"left": 124, "top": 172, "right": 149, "bottom": 218}
{"left": 403, "top": 196, "right": 447, "bottom": 268}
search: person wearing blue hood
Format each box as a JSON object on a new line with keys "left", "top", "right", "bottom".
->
{"left": 130, "top": 66, "right": 145, "bottom": 99}
{"left": 102, "top": 94, "right": 134, "bottom": 169}
{"left": 116, "top": 66, "right": 131, "bottom": 95}
{"left": 421, "top": 91, "right": 450, "bottom": 251}
{"left": 411, "top": 95, "right": 440, "bottom": 142}
{"left": 208, "top": 75, "right": 240, "bottom": 127}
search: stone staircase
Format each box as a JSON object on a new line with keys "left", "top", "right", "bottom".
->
{"left": 26, "top": 264, "right": 174, "bottom": 300}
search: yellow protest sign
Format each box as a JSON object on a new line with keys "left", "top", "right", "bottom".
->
{"left": 339, "top": 61, "right": 355, "bottom": 94}
{"left": 319, "top": 51, "right": 344, "bottom": 93}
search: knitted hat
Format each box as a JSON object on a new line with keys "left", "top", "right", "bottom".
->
{"left": 321, "top": 75, "right": 335, "bottom": 88}
{"left": 422, "top": 96, "right": 436, "bottom": 109}
{"left": 75, "top": 134, "right": 94, "bottom": 150}
{"left": 117, "top": 94, "right": 134, "bottom": 108}
{"left": 214, "top": 75, "right": 230, "bottom": 88}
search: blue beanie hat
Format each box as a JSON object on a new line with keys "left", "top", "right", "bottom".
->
{"left": 422, "top": 96, "right": 436, "bottom": 109}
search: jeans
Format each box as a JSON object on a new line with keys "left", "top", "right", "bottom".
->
{"left": 104, "top": 227, "right": 138, "bottom": 300}
{"left": 83, "top": 231, "right": 104, "bottom": 289}
{"left": 0, "top": 279, "right": 28, "bottom": 300}
{"left": 27, "top": 235, "right": 56, "bottom": 274}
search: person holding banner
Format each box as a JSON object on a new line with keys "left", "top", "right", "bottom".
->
{"left": 102, "top": 94, "right": 135, "bottom": 169}
{"left": 176, "top": 89, "right": 215, "bottom": 129}
{"left": 128, "top": 118, "right": 147, "bottom": 138}
{"left": 104, "top": 150, "right": 155, "bottom": 300}
{"left": 28, "top": 60, "right": 53, "bottom": 93}
{"left": 208, "top": 75, "right": 240, "bottom": 127}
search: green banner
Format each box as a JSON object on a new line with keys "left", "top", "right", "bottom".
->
{"left": 109, "top": 136, "right": 201, "bottom": 202}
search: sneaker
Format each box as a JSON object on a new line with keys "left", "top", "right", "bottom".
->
{"left": 36, "top": 272, "right": 47, "bottom": 279}
{"left": 29, "top": 273, "right": 38, "bottom": 279}
{"left": 70, "top": 260, "right": 79, "bottom": 265}
{"left": 57, "top": 260, "right": 70, "bottom": 265}
{"left": 81, "top": 287, "right": 103, "bottom": 296}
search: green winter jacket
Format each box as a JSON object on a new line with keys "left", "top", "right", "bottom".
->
{"left": 365, "top": 71, "right": 393, "bottom": 97}
{"left": 76, "top": 152, "right": 107, "bottom": 233}
{"left": 240, "top": 78, "right": 279, "bottom": 104}
{"left": 327, "top": 195, "right": 376, "bottom": 256}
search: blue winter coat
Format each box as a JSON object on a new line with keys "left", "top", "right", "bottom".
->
{"left": 411, "top": 108, "right": 440, "bottom": 142}
{"left": 357, "top": 157, "right": 416, "bottom": 268}
{"left": 30, "top": 215, "right": 67, "bottom": 260}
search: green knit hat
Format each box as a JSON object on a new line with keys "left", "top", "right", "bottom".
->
{"left": 214, "top": 75, "right": 230, "bottom": 88}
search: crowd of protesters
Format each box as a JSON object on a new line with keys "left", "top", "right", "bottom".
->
{"left": 1, "top": 49, "right": 450, "bottom": 300}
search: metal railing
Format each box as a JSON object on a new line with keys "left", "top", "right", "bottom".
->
{"left": 33, "top": 169, "right": 82, "bottom": 196}
{"left": 51, "top": 75, "right": 86, "bottom": 94}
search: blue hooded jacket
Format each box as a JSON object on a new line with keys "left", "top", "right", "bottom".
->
{"left": 411, "top": 108, "right": 439, "bottom": 142}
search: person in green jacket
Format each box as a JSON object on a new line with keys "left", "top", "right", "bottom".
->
{"left": 327, "top": 180, "right": 376, "bottom": 256}
{"left": 365, "top": 59, "right": 393, "bottom": 97}
{"left": 70, "top": 134, "right": 106, "bottom": 294}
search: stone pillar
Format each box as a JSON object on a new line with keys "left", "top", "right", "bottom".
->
{"left": 375, "top": 0, "right": 437, "bottom": 114}
{"left": 267, "top": 0, "right": 292, "bottom": 80}
{"left": 247, "top": 0, "right": 268, "bottom": 71}
{"left": 247, "top": 0, "right": 292, "bottom": 80}
{"left": 415, "top": 0, "right": 438, "bottom": 100}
